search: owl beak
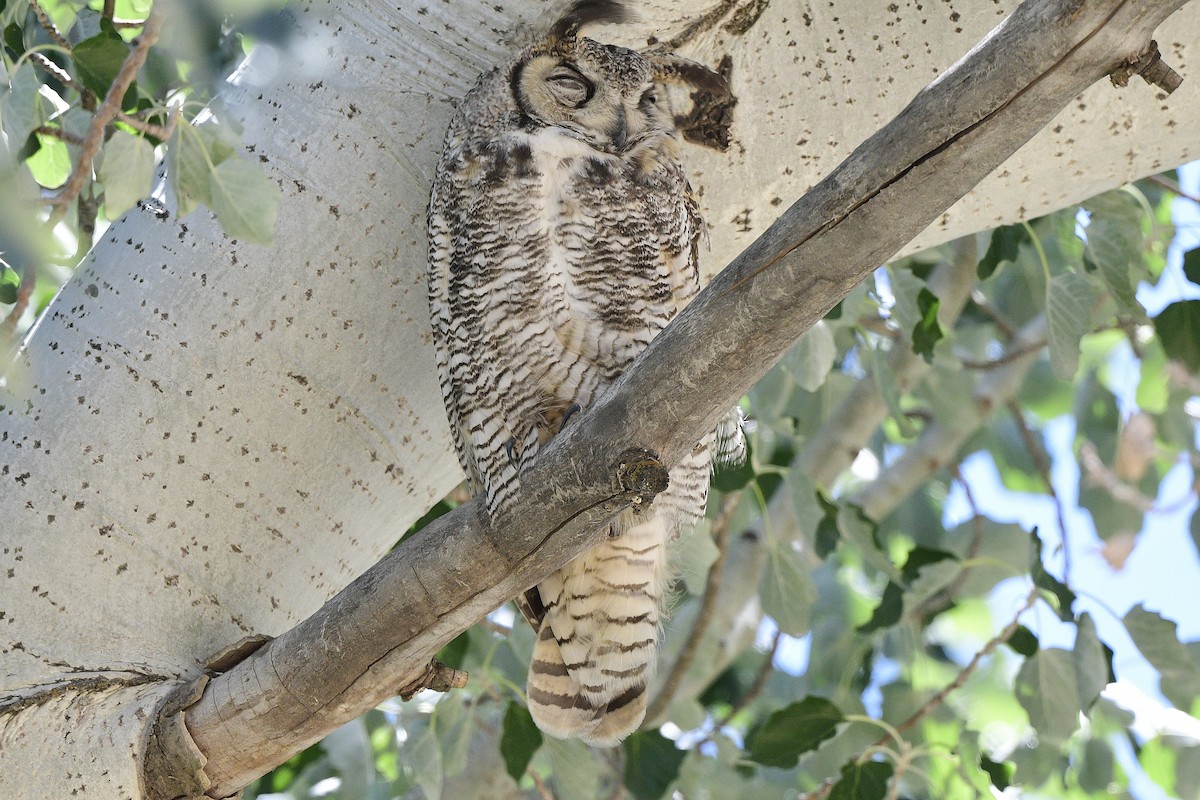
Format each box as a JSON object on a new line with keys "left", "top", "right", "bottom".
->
{"left": 609, "top": 107, "right": 628, "bottom": 150}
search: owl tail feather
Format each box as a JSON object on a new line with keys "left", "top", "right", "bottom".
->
{"left": 526, "top": 512, "right": 669, "bottom": 746}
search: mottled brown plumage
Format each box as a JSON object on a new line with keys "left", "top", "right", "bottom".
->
{"left": 427, "top": 0, "right": 742, "bottom": 745}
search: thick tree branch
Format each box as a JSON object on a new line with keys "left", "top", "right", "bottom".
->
{"left": 162, "top": 1, "right": 1188, "bottom": 795}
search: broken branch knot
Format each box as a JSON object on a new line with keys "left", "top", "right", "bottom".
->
{"left": 614, "top": 448, "right": 670, "bottom": 505}
{"left": 1110, "top": 40, "right": 1183, "bottom": 94}
{"left": 398, "top": 660, "right": 468, "bottom": 700}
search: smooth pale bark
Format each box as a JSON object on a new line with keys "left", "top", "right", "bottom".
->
{"left": 0, "top": 0, "right": 1194, "bottom": 797}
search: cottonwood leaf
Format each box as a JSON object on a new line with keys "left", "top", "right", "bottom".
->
{"left": 1030, "top": 527, "right": 1075, "bottom": 620}
{"left": 1073, "top": 613, "right": 1110, "bottom": 713}
{"left": 0, "top": 265, "right": 18, "bottom": 305}
{"left": 1184, "top": 246, "right": 1200, "bottom": 286}
{"left": 1153, "top": 300, "right": 1200, "bottom": 372}
{"left": 1046, "top": 271, "right": 1098, "bottom": 379}
{"left": 1016, "top": 648, "right": 1083, "bottom": 745}
{"left": 1082, "top": 191, "right": 1142, "bottom": 310}
{"left": 784, "top": 321, "right": 836, "bottom": 392}
{"left": 1078, "top": 738, "right": 1114, "bottom": 793}
{"left": 978, "top": 224, "right": 1029, "bottom": 279}
{"left": 911, "top": 288, "right": 944, "bottom": 362}
{"left": 745, "top": 696, "right": 844, "bottom": 768}
{"left": 500, "top": 702, "right": 542, "bottom": 782}
{"left": 1, "top": 62, "right": 45, "bottom": 146}
{"left": 980, "top": 755, "right": 1013, "bottom": 790}
{"left": 72, "top": 25, "right": 132, "bottom": 101}
{"left": 1123, "top": 605, "right": 1200, "bottom": 709}
{"left": 98, "top": 130, "right": 154, "bottom": 216}
{"left": 171, "top": 120, "right": 240, "bottom": 215}
{"left": 26, "top": 132, "right": 71, "bottom": 188}
{"left": 827, "top": 761, "right": 893, "bottom": 800}
{"left": 545, "top": 737, "right": 605, "bottom": 800}
{"left": 623, "top": 731, "right": 686, "bottom": 800}
{"left": 403, "top": 728, "right": 442, "bottom": 800}
{"left": 323, "top": 718, "right": 375, "bottom": 800}
{"left": 209, "top": 157, "right": 281, "bottom": 244}
{"left": 761, "top": 538, "right": 815, "bottom": 636}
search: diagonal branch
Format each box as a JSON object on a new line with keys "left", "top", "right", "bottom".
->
{"left": 158, "top": 0, "right": 1189, "bottom": 795}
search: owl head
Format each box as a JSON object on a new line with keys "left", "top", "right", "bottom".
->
{"left": 510, "top": 0, "right": 730, "bottom": 153}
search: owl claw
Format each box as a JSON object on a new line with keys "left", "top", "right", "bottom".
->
{"left": 505, "top": 437, "right": 518, "bottom": 467}
{"left": 560, "top": 403, "right": 582, "bottom": 431}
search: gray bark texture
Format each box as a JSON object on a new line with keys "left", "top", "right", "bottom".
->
{"left": 0, "top": 0, "right": 1195, "bottom": 797}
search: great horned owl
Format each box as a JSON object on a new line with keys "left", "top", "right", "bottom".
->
{"left": 427, "top": 0, "right": 743, "bottom": 746}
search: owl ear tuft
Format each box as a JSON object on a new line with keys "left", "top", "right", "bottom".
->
{"left": 649, "top": 55, "right": 731, "bottom": 98}
{"left": 549, "top": 0, "right": 631, "bottom": 42}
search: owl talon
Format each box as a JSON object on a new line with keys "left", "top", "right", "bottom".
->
{"left": 505, "top": 437, "right": 518, "bottom": 467}
{"left": 560, "top": 403, "right": 582, "bottom": 431}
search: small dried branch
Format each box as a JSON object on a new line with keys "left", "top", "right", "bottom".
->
{"left": 1008, "top": 401, "right": 1073, "bottom": 581}
{"left": 34, "top": 125, "right": 84, "bottom": 146}
{"left": 1145, "top": 174, "right": 1200, "bottom": 205}
{"left": 115, "top": 105, "right": 179, "bottom": 141}
{"left": 644, "top": 492, "right": 739, "bottom": 725}
{"left": 1078, "top": 440, "right": 1156, "bottom": 513}
{"left": 968, "top": 291, "right": 1018, "bottom": 339}
{"left": 2, "top": 264, "right": 37, "bottom": 338}
{"left": 906, "top": 466, "right": 986, "bottom": 622}
{"left": 30, "top": 0, "right": 71, "bottom": 50}
{"left": 713, "top": 630, "right": 781, "bottom": 728}
{"left": 528, "top": 767, "right": 556, "bottom": 800}
{"left": 29, "top": 51, "right": 88, "bottom": 98}
{"left": 958, "top": 339, "right": 1047, "bottom": 369}
{"left": 46, "top": 4, "right": 165, "bottom": 227}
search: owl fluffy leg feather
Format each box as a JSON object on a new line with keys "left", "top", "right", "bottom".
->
{"left": 526, "top": 511, "right": 669, "bottom": 745}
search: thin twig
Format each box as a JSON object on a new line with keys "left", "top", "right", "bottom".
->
{"left": 115, "top": 105, "right": 179, "bottom": 141}
{"left": 713, "top": 630, "right": 781, "bottom": 728}
{"left": 1144, "top": 174, "right": 1200, "bottom": 205}
{"left": 29, "top": 0, "right": 71, "bottom": 50}
{"left": 968, "top": 291, "right": 1018, "bottom": 339}
{"left": 2, "top": 264, "right": 37, "bottom": 337}
{"left": 906, "top": 465, "right": 986, "bottom": 622}
{"left": 34, "top": 125, "right": 84, "bottom": 146}
{"left": 103, "top": 0, "right": 116, "bottom": 20}
{"left": 527, "top": 767, "right": 555, "bottom": 800}
{"left": 1007, "top": 401, "right": 1072, "bottom": 582}
{"left": 958, "top": 340, "right": 1047, "bottom": 369}
{"left": 46, "top": 4, "right": 165, "bottom": 227}
{"left": 29, "top": 52, "right": 88, "bottom": 97}
{"left": 1078, "top": 440, "right": 1155, "bottom": 513}
{"left": 643, "top": 492, "right": 739, "bottom": 724}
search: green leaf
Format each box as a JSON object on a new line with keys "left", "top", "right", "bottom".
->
{"left": 814, "top": 491, "right": 840, "bottom": 559}
{"left": 4, "top": 22, "right": 25, "bottom": 57}
{"left": 911, "top": 288, "right": 944, "bottom": 362}
{"left": 322, "top": 719, "right": 375, "bottom": 800}
{"left": 0, "top": 265, "right": 18, "bottom": 305}
{"left": 867, "top": 343, "right": 916, "bottom": 438}
{"left": 1030, "top": 528, "right": 1074, "bottom": 620}
{"left": 827, "top": 761, "right": 893, "bottom": 800}
{"left": 1016, "top": 648, "right": 1084, "bottom": 746}
{"left": 761, "top": 538, "right": 815, "bottom": 636}
{"left": 208, "top": 157, "right": 280, "bottom": 244}
{"left": 1046, "top": 271, "right": 1099, "bottom": 379}
{"left": 544, "top": 738, "right": 605, "bottom": 800}
{"left": 1184, "top": 246, "right": 1200, "bottom": 287}
{"left": 499, "top": 702, "right": 542, "bottom": 783}
{"left": 437, "top": 630, "right": 470, "bottom": 671}
{"left": 170, "top": 120, "right": 240, "bottom": 215}
{"left": 26, "top": 132, "right": 71, "bottom": 188}
{"left": 1153, "top": 300, "right": 1200, "bottom": 371}
{"left": 1077, "top": 738, "right": 1114, "bottom": 793}
{"left": 402, "top": 728, "right": 442, "bottom": 800}
{"left": 71, "top": 27, "right": 132, "bottom": 100}
{"left": 2, "top": 62, "right": 49, "bottom": 148}
{"left": 1008, "top": 625, "right": 1039, "bottom": 658}
{"left": 1073, "top": 613, "right": 1109, "bottom": 713}
{"left": 857, "top": 581, "right": 902, "bottom": 634}
{"left": 1082, "top": 191, "right": 1143, "bottom": 310}
{"left": 623, "top": 731, "right": 686, "bottom": 800}
{"left": 783, "top": 321, "right": 836, "bottom": 392}
{"left": 1123, "top": 605, "right": 1200, "bottom": 709}
{"left": 745, "top": 696, "right": 844, "bottom": 768}
{"left": 1140, "top": 738, "right": 1177, "bottom": 795}
{"left": 97, "top": 129, "right": 154, "bottom": 217}
{"left": 978, "top": 224, "right": 1029, "bottom": 279}
{"left": 980, "top": 755, "right": 1013, "bottom": 790}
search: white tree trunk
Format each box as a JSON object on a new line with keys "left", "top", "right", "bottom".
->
{"left": 1, "top": 0, "right": 1195, "bottom": 796}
